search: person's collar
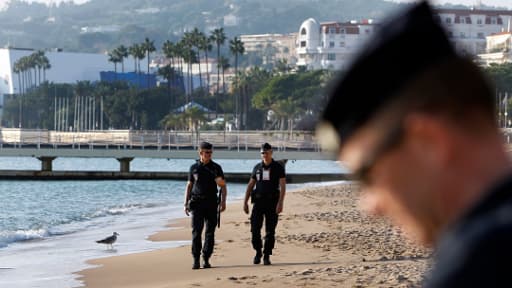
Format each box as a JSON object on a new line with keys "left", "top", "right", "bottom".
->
{"left": 262, "top": 158, "right": 273, "bottom": 166}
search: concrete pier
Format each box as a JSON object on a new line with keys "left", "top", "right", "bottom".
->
{"left": 37, "top": 157, "right": 56, "bottom": 171}
{"left": 0, "top": 170, "right": 350, "bottom": 183}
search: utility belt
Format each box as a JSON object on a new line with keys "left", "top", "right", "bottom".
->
{"left": 188, "top": 193, "right": 217, "bottom": 210}
{"left": 251, "top": 188, "right": 279, "bottom": 203}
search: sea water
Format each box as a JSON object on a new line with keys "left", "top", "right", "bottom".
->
{"left": 0, "top": 157, "right": 345, "bottom": 287}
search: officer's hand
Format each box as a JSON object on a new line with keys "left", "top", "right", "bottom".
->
{"left": 184, "top": 206, "right": 190, "bottom": 216}
{"left": 243, "top": 203, "right": 249, "bottom": 214}
{"left": 276, "top": 201, "right": 283, "bottom": 214}
{"left": 220, "top": 201, "right": 226, "bottom": 212}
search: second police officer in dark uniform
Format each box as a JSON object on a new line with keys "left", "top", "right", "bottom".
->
{"left": 243, "top": 143, "right": 286, "bottom": 265}
{"left": 184, "top": 141, "right": 227, "bottom": 270}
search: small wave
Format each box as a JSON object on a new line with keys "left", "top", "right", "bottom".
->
{"left": 0, "top": 229, "right": 49, "bottom": 248}
{"left": 0, "top": 202, "right": 167, "bottom": 248}
{"left": 90, "top": 203, "right": 160, "bottom": 218}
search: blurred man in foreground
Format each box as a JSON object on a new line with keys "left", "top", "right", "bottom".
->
{"left": 318, "top": 1, "right": 512, "bottom": 286}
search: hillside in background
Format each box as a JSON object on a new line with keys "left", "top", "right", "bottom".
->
{"left": 0, "top": 0, "right": 400, "bottom": 53}
{"left": 0, "top": 0, "right": 504, "bottom": 53}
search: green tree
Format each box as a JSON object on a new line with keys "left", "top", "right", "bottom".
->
{"left": 129, "top": 43, "right": 146, "bottom": 73}
{"left": 198, "top": 32, "right": 212, "bottom": 95}
{"left": 157, "top": 65, "right": 177, "bottom": 109}
{"left": 210, "top": 27, "right": 226, "bottom": 116}
{"left": 160, "top": 113, "right": 186, "bottom": 130}
{"left": 116, "top": 45, "right": 129, "bottom": 73}
{"left": 229, "top": 36, "right": 245, "bottom": 128}
{"left": 142, "top": 37, "right": 156, "bottom": 89}
{"left": 182, "top": 106, "right": 206, "bottom": 132}
{"left": 108, "top": 50, "right": 121, "bottom": 74}
{"left": 218, "top": 56, "right": 230, "bottom": 96}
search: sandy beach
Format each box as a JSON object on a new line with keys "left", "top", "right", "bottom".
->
{"left": 76, "top": 183, "right": 432, "bottom": 287}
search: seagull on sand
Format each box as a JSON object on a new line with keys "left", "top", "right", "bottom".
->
{"left": 96, "top": 232, "right": 119, "bottom": 249}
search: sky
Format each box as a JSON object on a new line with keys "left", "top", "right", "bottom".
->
{"left": 391, "top": 0, "right": 512, "bottom": 8}
{"left": 0, "top": 0, "right": 89, "bottom": 10}
{"left": 0, "top": 0, "right": 510, "bottom": 9}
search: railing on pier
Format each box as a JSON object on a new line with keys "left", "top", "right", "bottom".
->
{"left": 0, "top": 128, "right": 321, "bottom": 152}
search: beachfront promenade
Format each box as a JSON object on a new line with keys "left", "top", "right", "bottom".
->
{"left": 0, "top": 128, "right": 344, "bottom": 182}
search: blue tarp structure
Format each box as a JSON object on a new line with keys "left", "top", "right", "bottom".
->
{"left": 100, "top": 71, "right": 159, "bottom": 88}
{"left": 174, "top": 101, "right": 213, "bottom": 113}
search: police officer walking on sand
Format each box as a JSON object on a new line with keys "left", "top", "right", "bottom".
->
{"left": 184, "top": 141, "right": 227, "bottom": 270}
{"left": 243, "top": 143, "right": 286, "bottom": 265}
{"left": 318, "top": 1, "right": 512, "bottom": 286}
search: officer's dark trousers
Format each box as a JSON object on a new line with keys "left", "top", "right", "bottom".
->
{"left": 191, "top": 200, "right": 217, "bottom": 259}
{"left": 251, "top": 200, "right": 279, "bottom": 255}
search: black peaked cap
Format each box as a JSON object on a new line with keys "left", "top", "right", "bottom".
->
{"left": 261, "top": 142, "right": 272, "bottom": 151}
{"left": 320, "top": 1, "right": 457, "bottom": 148}
{"left": 200, "top": 141, "right": 212, "bottom": 150}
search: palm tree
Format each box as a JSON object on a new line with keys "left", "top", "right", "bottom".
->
{"left": 181, "top": 32, "right": 194, "bottom": 98}
{"left": 34, "top": 50, "right": 46, "bottom": 86}
{"left": 129, "top": 44, "right": 146, "bottom": 88}
{"left": 175, "top": 41, "right": 186, "bottom": 92}
{"left": 116, "top": 45, "right": 129, "bottom": 73}
{"left": 162, "top": 40, "right": 176, "bottom": 70}
{"left": 134, "top": 45, "right": 146, "bottom": 74}
{"left": 41, "top": 55, "right": 51, "bottom": 83}
{"left": 229, "top": 36, "right": 245, "bottom": 129}
{"left": 142, "top": 37, "right": 156, "bottom": 89}
{"left": 129, "top": 44, "right": 140, "bottom": 72}
{"left": 218, "top": 56, "right": 230, "bottom": 96}
{"left": 108, "top": 50, "right": 121, "bottom": 74}
{"left": 190, "top": 28, "right": 204, "bottom": 93}
{"left": 12, "top": 62, "right": 23, "bottom": 127}
{"left": 210, "top": 28, "right": 226, "bottom": 116}
{"left": 182, "top": 48, "right": 197, "bottom": 103}
{"left": 157, "top": 65, "right": 176, "bottom": 110}
{"left": 198, "top": 33, "right": 212, "bottom": 96}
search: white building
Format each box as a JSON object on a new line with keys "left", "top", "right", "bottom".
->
{"left": 240, "top": 33, "right": 297, "bottom": 67}
{"left": 296, "top": 7, "right": 512, "bottom": 71}
{"left": 0, "top": 47, "right": 139, "bottom": 96}
{"left": 435, "top": 8, "right": 512, "bottom": 55}
{"left": 478, "top": 31, "right": 512, "bottom": 65}
{"left": 296, "top": 18, "right": 377, "bottom": 70}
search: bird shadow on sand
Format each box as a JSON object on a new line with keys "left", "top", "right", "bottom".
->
{"left": 214, "top": 260, "right": 335, "bottom": 269}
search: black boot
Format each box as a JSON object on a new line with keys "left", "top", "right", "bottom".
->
{"left": 192, "top": 257, "right": 200, "bottom": 270}
{"left": 253, "top": 250, "right": 262, "bottom": 264}
{"left": 263, "top": 254, "right": 271, "bottom": 265}
{"left": 203, "top": 256, "right": 211, "bottom": 268}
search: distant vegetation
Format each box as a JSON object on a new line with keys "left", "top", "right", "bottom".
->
{"left": 2, "top": 68, "right": 333, "bottom": 131}
{"left": 0, "top": 0, "right": 403, "bottom": 53}
{"left": 1, "top": 0, "right": 511, "bottom": 132}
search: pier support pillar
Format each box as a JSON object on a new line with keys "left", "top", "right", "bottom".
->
{"left": 117, "top": 157, "right": 134, "bottom": 173}
{"left": 37, "top": 157, "right": 56, "bottom": 172}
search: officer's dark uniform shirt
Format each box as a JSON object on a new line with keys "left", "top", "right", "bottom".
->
{"left": 251, "top": 159, "right": 285, "bottom": 202}
{"left": 188, "top": 160, "right": 224, "bottom": 201}
{"left": 424, "top": 176, "right": 512, "bottom": 287}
